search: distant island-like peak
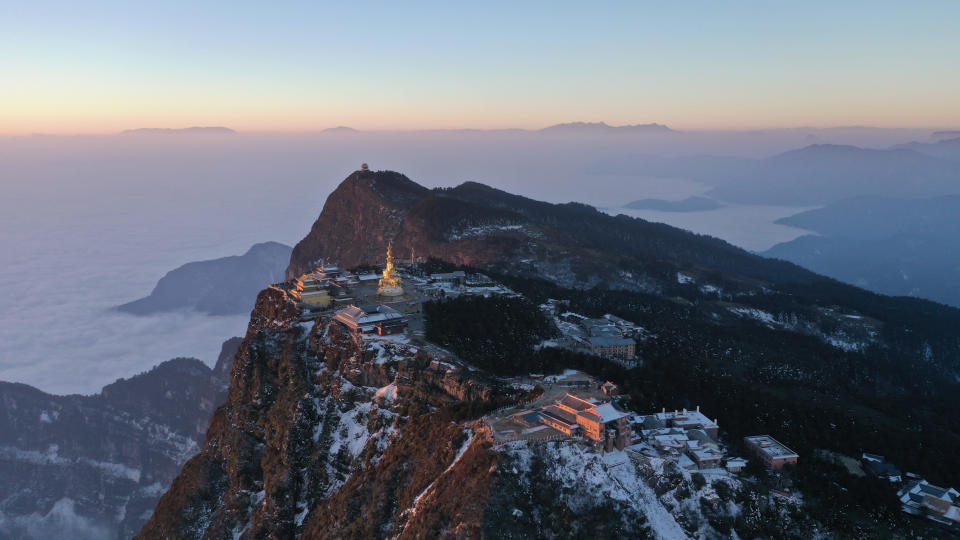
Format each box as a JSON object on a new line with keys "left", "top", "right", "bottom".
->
{"left": 623, "top": 195, "right": 723, "bottom": 212}
{"left": 320, "top": 126, "right": 359, "bottom": 133}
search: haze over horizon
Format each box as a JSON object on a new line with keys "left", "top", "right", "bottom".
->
{"left": 3, "top": 2, "right": 960, "bottom": 134}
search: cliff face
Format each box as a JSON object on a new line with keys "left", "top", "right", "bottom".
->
{"left": 137, "top": 284, "right": 528, "bottom": 539}
{"left": 0, "top": 338, "right": 239, "bottom": 540}
{"left": 287, "top": 170, "right": 431, "bottom": 277}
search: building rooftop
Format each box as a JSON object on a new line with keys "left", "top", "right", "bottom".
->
{"left": 519, "top": 411, "right": 543, "bottom": 425}
{"left": 590, "top": 402, "right": 631, "bottom": 423}
{"left": 645, "top": 407, "right": 719, "bottom": 430}
{"left": 559, "top": 393, "right": 595, "bottom": 412}
{"left": 541, "top": 405, "right": 579, "bottom": 427}
{"left": 745, "top": 435, "right": 799, "bottom": 459}
{"left": 334, "top": 303, "right": 404, "bottom": 326}
{"left": 865, "top": 460, "right": 901, "bottom": 478}
{"left": 690, "top": 448, "right": 722, "bottom": 462}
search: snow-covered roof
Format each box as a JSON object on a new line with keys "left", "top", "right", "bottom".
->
{"left": 334, "top": 303, "right": 404, "bottom": 327}
{"left": 690, "top": 448, "right": 722, "bottom": 462}
{"left": 590, "top": 403, "right": 630, "bottom": 423}
{"left": 745, "top": 435, "right": 798, "bottom": 459}
{"left": 647, "top": 408, "right": 719, "bottom": 429}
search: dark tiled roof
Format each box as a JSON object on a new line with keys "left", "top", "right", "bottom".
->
{"left": 542, "top": 405, "right": 578, "bottom": 425}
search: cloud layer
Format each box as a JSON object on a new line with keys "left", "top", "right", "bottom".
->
{"left": 3, "top": 129, "right": 909, "bottom": 394}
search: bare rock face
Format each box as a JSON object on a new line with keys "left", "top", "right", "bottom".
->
{"left": 0, "top": 338, "right": 239, "bottom": 540}
{"left": 287, "top": 170, "right": 430, "bottom": 277}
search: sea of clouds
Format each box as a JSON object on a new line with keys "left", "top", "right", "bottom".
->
{"left": 5, "top": 127, "right": 910, "bottom": 394}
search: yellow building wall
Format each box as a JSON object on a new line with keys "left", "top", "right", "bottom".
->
{"left": 301, "top": 291, "right": 332, "bottom": 307}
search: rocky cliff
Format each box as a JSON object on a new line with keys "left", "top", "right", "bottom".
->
{"left": 136, "top": 282, "right": 545, "bottom": 539}
{"left": 0, "top": 338, "right": 239, "bottom": 540}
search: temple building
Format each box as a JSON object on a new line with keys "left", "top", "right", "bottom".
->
{"left": 378, "top": 242, "right": 405, "bottom": 297}
{"left": 517, "top": 393, "right": 633, "bottom": 451}
{"left": 297, "top": 273, "right": 332, "bottom": 307}
{"left": 333, "top": 302, "right": 407, "bottom": 335}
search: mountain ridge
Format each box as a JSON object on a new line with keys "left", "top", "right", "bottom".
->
{"left": 538, "top": 121, "right": 673, "bottom": 134}
{"left": 142, "top": 168, "right": 960, "bottom": 539}
{"left": 0, "top": 338, "right": 240, "bottom": 539}
{"left": 119, "top": 241, "right": 291, "bottom": 316}
{"left": 119, "top": 127, "right": 237, "bottom": 136}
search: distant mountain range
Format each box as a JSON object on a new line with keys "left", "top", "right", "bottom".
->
{"left": 538, "top": 121, "right": 673, "bottom": 134}
{"left": 0, "top": 338, "right": 239, "bottom": 540}
{"left": 890, "top": 136, "right": 960, "bottom": 161}
{"left": 592, "top": 143, "right": 960, "bottom": 205}
{"left": 310, "top": 122, "right": 674, "bottom": 135}
{"left": 708, "top": 144, "right": 960, "bottom": 205}
{"left": 764, "top": 195, "right": 960, "bottom": 307}
{"left": 119, "top": 127, "right": 237, "bottom": 136}
{"left": 118, "top": 242, "right": 291, "bottom": 316}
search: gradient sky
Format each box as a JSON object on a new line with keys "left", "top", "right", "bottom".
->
{"left": 2, "top": 1, "right": 959, "bottom": 134}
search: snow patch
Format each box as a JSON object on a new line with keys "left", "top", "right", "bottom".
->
{"left": 375, "top": 382, "right": 398, "bottom": 403}
{"left": 727, "top": 306, "right": 778, "bottom": 328}
{"left": 406, "top": 429, "right": 475, "bottom": 518}
{"left": 447, "top": 224, "right": 524, "bottom": 241}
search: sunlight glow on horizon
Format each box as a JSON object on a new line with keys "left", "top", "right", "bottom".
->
{"left": 2, "top": 2, "right": 959, "bottom": 135}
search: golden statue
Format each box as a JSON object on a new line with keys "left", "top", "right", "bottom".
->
{"left": 377, "top": 242, "right": 404, "bottom": 296}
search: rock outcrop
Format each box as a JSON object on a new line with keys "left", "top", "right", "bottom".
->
{"left": 137, "top": 284, "right": 532, "bottom": 539}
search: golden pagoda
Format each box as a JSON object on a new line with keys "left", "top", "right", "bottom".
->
{"left": 377, "top": 242, "right": 404, "bottom": 297}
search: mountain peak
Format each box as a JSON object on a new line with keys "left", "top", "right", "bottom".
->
{"left": 340, "top": 169, "right": 431, "bottom": 204}
{"left": 320, "top": 126, "right": 358, "bottom": 133}
{"left": 119, "top": 126, "right": 237, "bottom": 136}
{"left": 538, "top": 121, "right": 673, "bottom": 134}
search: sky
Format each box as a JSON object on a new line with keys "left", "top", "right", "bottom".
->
{"left": 2, "top": 1, "right": 960, "bottom": 134}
